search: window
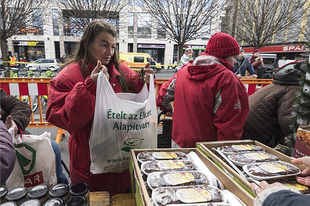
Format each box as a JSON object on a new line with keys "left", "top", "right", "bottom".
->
{"left": 134, "top": 56, "right": 144, "bottom": 63}
{"left": 33, "top": 9, "right": 44, "bottom": 35}
{"left": 52, "top": 10, "right": 59, "bottom": 36}
{"left": 128, "top": 13, "right": 134, "bottom": 38}
{"left": 157, "top": 21, "right": 166, "bottom": 39}
{"left": 137, "top": 13, "right": 151, "bottom": 38}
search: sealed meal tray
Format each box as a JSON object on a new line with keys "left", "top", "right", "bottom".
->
{"left": 141, "top": 160, "right": 196, "bottom": 175}
{"left": 228, "top": 151, "right": 279, "bottom": 166}
{"left": 283, "top": 182, "right": 310, "bottom": 194}
{"left": 147, "top": 171, "right": 209, "bottom": 190}
{"left": 217, "top": 144, "right": 264, "bottom": 154}
{"left": 137, "top": 151, "right": 189, "bottom": 163}
{"left": 243, "top": 161, "right": 301, "bottom": 180}
{"left": 152, "top": 184, "right": 226, "bottom": 206}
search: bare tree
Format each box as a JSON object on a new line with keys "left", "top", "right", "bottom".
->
{"left": 58, "top": 0, "right": 127, "bottom": 37}
{"left": 223, "top": 0, "right": 309, "bottom": 49}
{"left": 141, "top": 0, "right": 220, "bottom": 60}
{"left": 0, "top": 0, "right": 46, "bottom": 75}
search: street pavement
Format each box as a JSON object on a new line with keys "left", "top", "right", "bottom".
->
{"left": 25, "top": 68, "right": 175, "bottom": 182}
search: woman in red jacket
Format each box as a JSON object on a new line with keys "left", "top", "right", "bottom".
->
{"left": 46, "top": 20, "right": 154, "bottom": 195}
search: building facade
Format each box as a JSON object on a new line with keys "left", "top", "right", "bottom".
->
{"left": 221, "top": 0, "right": 310, "bottom": 61}
{"left": 5, "top": 0, "right": 224, "bottom": 68}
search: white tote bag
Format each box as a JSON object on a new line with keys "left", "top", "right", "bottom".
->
{"left": 6, "top": 132, "right": 57, "bottom": 190}
{"left": 89, "top": 72, "right": 157, "bottom": 174}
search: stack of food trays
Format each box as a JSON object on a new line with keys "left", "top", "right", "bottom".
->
{"left": 211, "top": 143, "right": 310, "bottom": 193}
{"left": 136, "top": 151, "right": 245, "bottom": 206}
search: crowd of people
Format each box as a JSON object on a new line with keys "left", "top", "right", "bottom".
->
{"left": 0, "top": 20, "right": 309, "bottom": 206}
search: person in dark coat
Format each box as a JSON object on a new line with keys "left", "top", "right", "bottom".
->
{"left": 233, "top": 48, "right": 257, "bottom": 78}
{"left": 241, "top": 61, "right": 306, "bottom": 147}
{"left": 0, "top": 89, "right": 32, "bottom": 132}
{"left": 0, "top": 119, "right": 16, "bottom": 185}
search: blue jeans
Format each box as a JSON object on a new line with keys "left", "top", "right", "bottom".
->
{"left": 51, "top": 140, "right": 69, "bottom": 184}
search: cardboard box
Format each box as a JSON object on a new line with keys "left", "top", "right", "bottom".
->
{"left": 130, "top": 148, "right": 254, "bottom": 206}
{"left": 293, "top": 125, "right": 310, "bottom": 158}
{"left": 197, "top": 140, "right": 307, "bottom": 193}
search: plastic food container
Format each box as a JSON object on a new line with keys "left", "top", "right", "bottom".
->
{"left": 19, "top": 199, "right": 41, "bottom": 206}
{"left": 243, "top": 161, "right": 301, "bottom": 180}
{"left": 0, "top": 187, "right": 8, "bottom": 204}
{"left": 5, "top": 187, "right": 28, "bottom": 205}
{"left": 141, "top": 160, "right": 196, "bottom": 175}
{"left": 49, "top": 184, "right": 70, "bottom": 202}
{"left": 43, "top": 198, "right": 64, "bottom": 206}
{"left": 65, "top": 196, "right": 87, "bottom": 206}
{"left": 217, "top": 144, "right": 264, "bottom": 155}
{"left": 28, "top": 184, "right": 49, "bottom": 204}
{"left": 0, "top": 202, "right": 17, "bottom": 206}
{"left": 69, "top": 182, "right": 89, "bottom": 206}
{"left": 147, "top": 171, "right": 209, "bottom": 190}
{"left": 137, "top": 151, "right": 189, "bottom": 163}
{"left": 228, "top": 151, "right": 279, "bottom": 166}
{"left": 152, "top": 184, "right": 227, "bottom": 206}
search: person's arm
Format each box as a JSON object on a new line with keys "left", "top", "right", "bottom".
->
{"left": 156, "top": 73, "right": 177, "bottom": 110}
{"left": 0, "top": 120, "right": 15, "bottom": 185}
{"left": 162, "top": 78, "right": 176, "bottom": 112}
{"left": 246, "top": 60, "right": 257, "bottom": 75}
{"left": 0, "top": 89, "right": 31, "bottom": 131}
{"left": 213, "top": 75, "right": 249, "bottom": 141}
{"left": 46, "top": 66, "right": 97, "bottom": 133}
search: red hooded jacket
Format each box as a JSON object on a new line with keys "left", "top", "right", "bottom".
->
{"left": 46, "top": 61, "right": 144, "bottom": 195}
{"left": 159, "top": 55, "right": 249, "bottom": 148}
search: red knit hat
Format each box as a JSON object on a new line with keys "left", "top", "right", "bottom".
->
{"left": 205, "top": 33, "right": 240, "bottom": 57}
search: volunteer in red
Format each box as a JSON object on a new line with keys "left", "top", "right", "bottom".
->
{"left": 159, "top": 33, "right": 249, "bottom": 148}
{"left": 46, "top": 20, "right": 154, "bottom": 195}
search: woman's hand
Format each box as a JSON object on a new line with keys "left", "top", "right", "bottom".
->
{"left": 292, "top": 157, "right": 310, "bottom": 186}
{"left": 5, "top": 115, "right": 18, "bottom": 136}
{"left": 143, "top": 63, "right": 155, "bottom": 84}
{"left": 90, "top": 60, "right": 109, "bottom": 83}
{"left": 251, "top": 181, "right": 283, "bottom": 196}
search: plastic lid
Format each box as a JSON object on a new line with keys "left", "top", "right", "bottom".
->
{"left": 69, "top": 182, "right": 88, "bottom": 196}
{"left": 0, "top": 187, "right": 8, "bottom": 198}
{"left": 20, "top": 199, "right": 41, "bottom": 206}
{"left": 65, "top": 196, "right": 87, "bottom": 206}
{"left": 49, "top": 184, "right": 69, "bottom": 198}
{"left": 5, "top": 187, "right": 28, "bottom": 201}
{"left": 43, "top": 198, "right": 64, "bottom": 206}
{"left": 0, "top": 202, "right": 17, "bottom": 206}
{"left": 28, "top": 184, "right": 48, "bottom": 199}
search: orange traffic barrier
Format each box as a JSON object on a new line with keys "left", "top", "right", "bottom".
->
{"left": 0, "top": 77, "right": 65, "bottom": 145}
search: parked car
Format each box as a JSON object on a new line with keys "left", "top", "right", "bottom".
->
{"left": 274, "top": 60, "right": 304, "bottom": 74}
{"left": 26, "top": 59, "right": 60, "bottom": 72}
{"left": 119, "top": 52, "right": 162, "bottom": 72}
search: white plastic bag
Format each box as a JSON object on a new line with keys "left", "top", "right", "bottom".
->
{"left": 6, "top": 132, "right": 57, "bottom": 190}
{"left": 90, "top": 72, "right": 157, "bottom": 174}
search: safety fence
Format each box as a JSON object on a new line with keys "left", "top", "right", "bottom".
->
{"left": 0, "top": 77, "right": 273, "bottom": 144}
{"left": 0, "top": 77, "right": 65, "bottom": 144}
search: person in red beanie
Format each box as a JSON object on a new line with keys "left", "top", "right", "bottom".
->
{"left": 157, "top": 32, "right": 249, "bottom": 148}
{"left": 250, "top": 49, "right": 264, "bottom": 72}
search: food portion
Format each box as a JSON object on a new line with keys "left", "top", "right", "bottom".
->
{"left": 152, "top": 185, "right": 224, "bottom": 206}
{"left": 228, "top": 152, "right": 279, "bottom": 166}
{"left": 141, "top": 160, "right": 196, "bottom": 175}
{"left": 243, "top": 161, "right": 300, "bottom": 180}
{"left": 137, "top": 151, "right": 189, "bottom": 163}
{"left": 283, "top": 182, "right": 310, "bottom": 194}
{"left": 147, "top": 171, "right": 209, "bottom": 190}
{"left": 217, "top": 144, "right": 264, "bottom": 154}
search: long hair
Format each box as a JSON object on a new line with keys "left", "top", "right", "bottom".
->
{"left": 62, "top": 20, "right": 131, "bottom": 92}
